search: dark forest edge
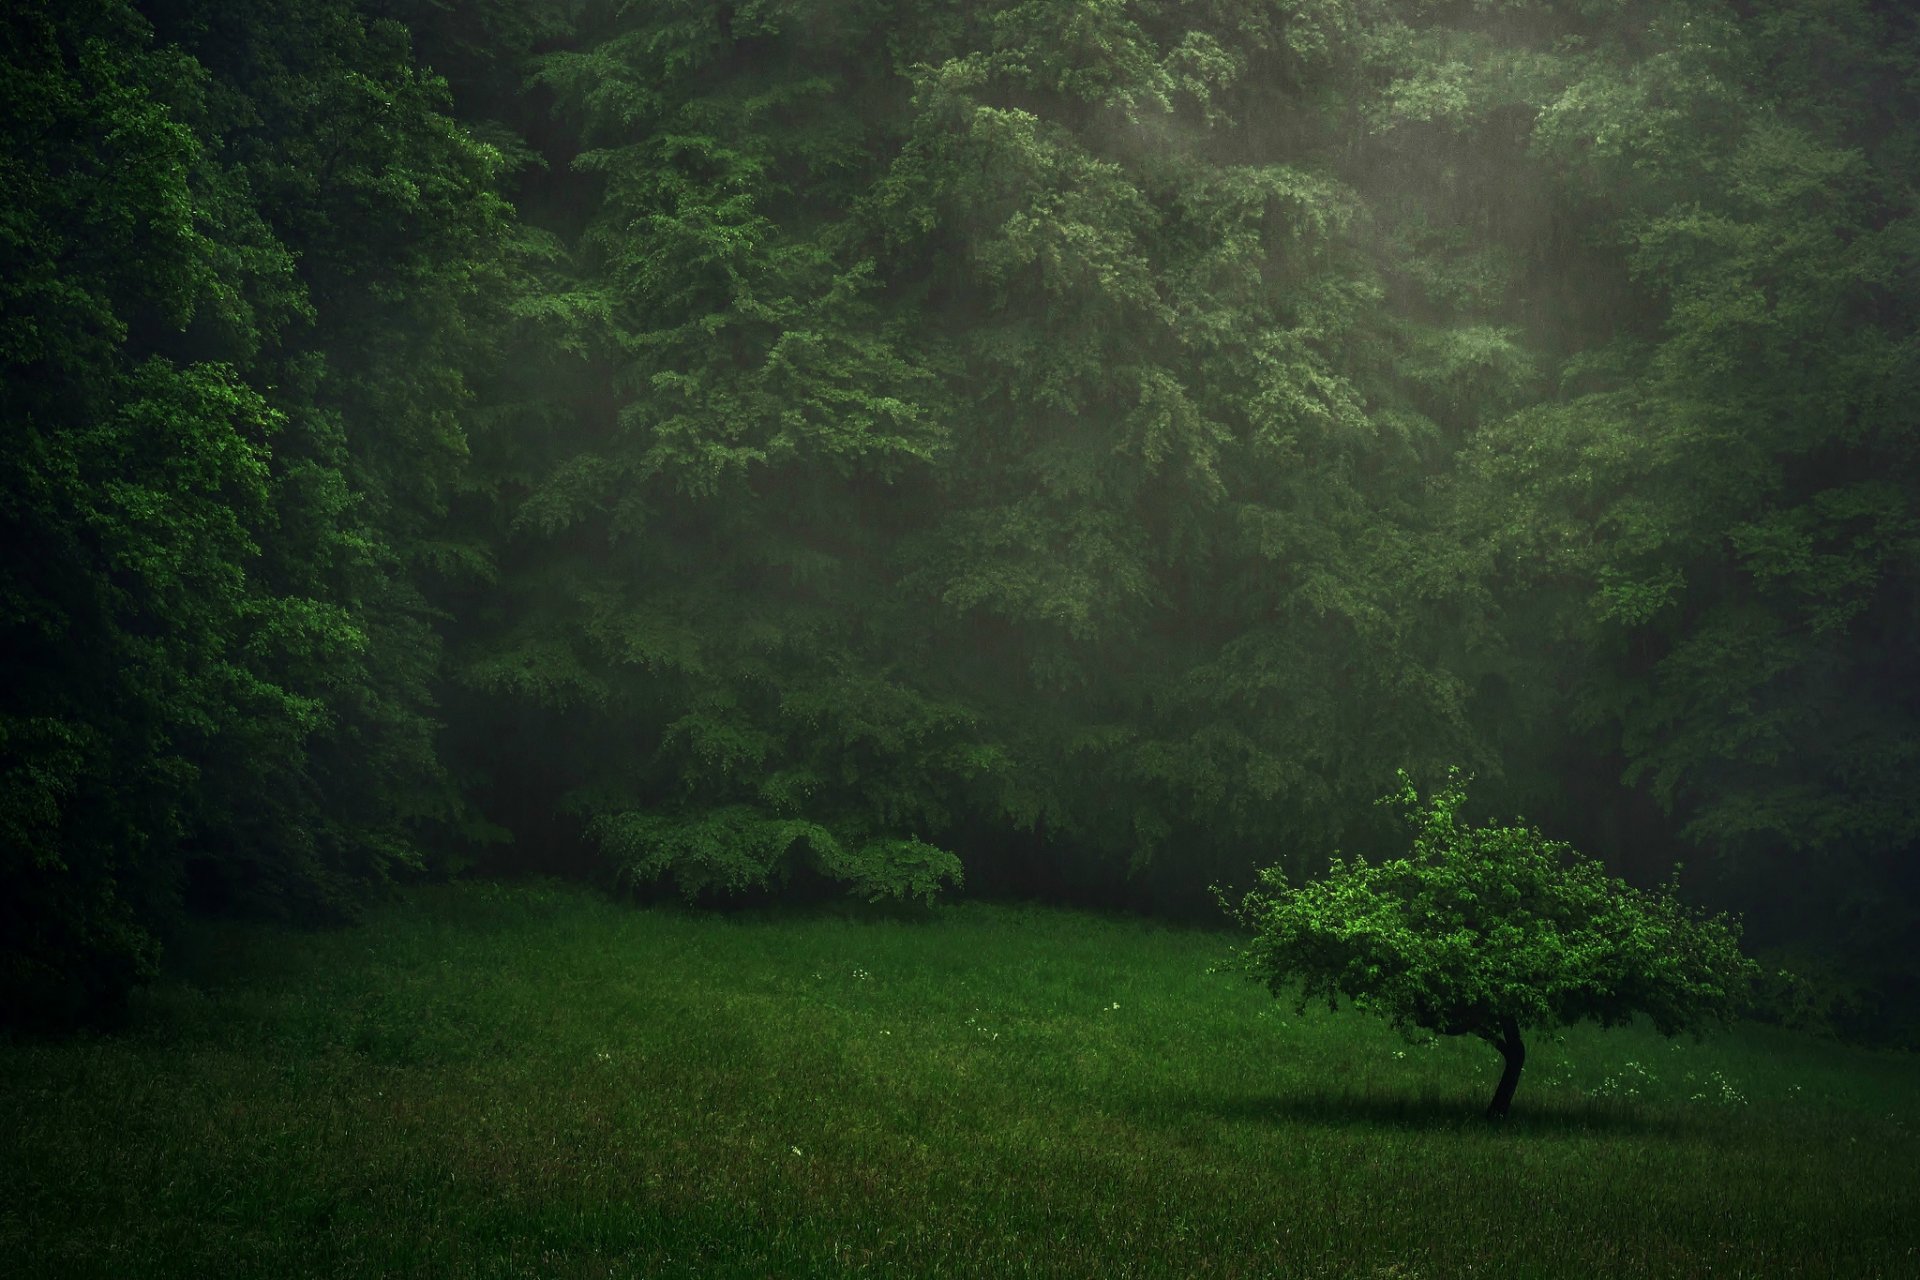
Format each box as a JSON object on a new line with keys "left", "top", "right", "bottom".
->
{"left": 3, "top": 0, "right": 1916, "bottom": 1043}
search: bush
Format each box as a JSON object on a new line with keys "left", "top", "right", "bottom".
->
{"left": 588, "top": 806, "right": 963, "bottom": 906}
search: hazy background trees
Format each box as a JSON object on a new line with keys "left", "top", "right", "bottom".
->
{"left": 2, "top": 0, "right": 515, "bottom": 1020}
{"left": 4, "top": 0, "right": 1913, "bottom": 1039}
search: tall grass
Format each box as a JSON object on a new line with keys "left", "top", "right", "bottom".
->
{"left": 3, "top": 881, "right": 1915, "bottom": 1277}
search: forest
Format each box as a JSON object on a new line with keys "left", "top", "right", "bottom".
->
{"left": 4, "top": 0, "right": 1917, "bottom": 1040}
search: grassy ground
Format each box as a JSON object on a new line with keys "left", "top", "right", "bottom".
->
{"left": 2, "top": 881, "right": 1915, "bottom": 1278}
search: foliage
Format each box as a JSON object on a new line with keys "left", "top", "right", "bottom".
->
{"left": 6, "top": 0, "right": 1918, "bottom": 1027}
{"left": 1223, "top": 770, "right": 1759, "bottom": 1114}
{"left": 590, "top": 806, "right": 962, "bottom": 906}
{"left": 0, "top": 0, "right": 515, "bottom": 1023}
{"left": 454, "top": 0, "right": 1489, "bottom": 913}
{"left": 1447, "top": 0, "right": 1920, "bottom": 993}
{"left": 1, "top": 0, "right": 282, "bottom": 1021}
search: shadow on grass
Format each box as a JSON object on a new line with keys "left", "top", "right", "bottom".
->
{"left": 1139, "top": 1087, "right": 1672, "bottom": 1135}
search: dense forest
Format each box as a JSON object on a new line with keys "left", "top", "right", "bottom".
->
{"left": 4, "top": 0, "right": 1916, "bottom": 1038}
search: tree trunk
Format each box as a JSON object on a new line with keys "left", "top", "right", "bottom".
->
{"left": 1485, "top": 1015, "right": 1525, "bottom": 1119}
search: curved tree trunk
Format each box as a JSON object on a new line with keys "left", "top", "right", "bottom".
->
{"left": 1484, "top": 1015, "right": 1526, "bottom": 1119}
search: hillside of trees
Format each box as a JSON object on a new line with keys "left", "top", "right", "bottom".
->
{"left": 5, "top": 0, "right": 1915, "bottom": 1038}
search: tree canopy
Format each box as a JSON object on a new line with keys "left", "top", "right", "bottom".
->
{"left": 1223, "top": 771, "right": 1759, "bottom": 1117}
{"left": 2, "top": 0, "right": 1914, "bottom": 1034}
{"left": 1, "top": 0, "right": 514, "bottom": 1021}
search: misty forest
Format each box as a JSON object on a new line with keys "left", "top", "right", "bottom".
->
{"left": 3, "top": 0, "right": 1917, "bottom": 1275}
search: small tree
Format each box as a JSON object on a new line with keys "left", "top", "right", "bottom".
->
{"left": 1221, "top": 770, "right": 1758, "bottom": 1118}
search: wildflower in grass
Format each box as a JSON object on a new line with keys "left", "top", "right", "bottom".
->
{"left": 1597, "top": 1059, "right": 1656, "bottom": 1100}
{"left": 1708, "top": 1070, "right": 1746, "bottom": 1105}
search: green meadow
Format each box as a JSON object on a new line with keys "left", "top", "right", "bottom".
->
{"left": 4, "top": 881, "right": 1915, "bottom": 1278}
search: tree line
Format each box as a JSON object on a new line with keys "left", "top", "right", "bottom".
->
{"left": 4, "top": 0, "right": 1915, "bottom": 1037}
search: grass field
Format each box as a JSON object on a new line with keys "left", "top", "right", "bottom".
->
{"left": 3, "top": 881, "right": 1915, "bottom": 1278}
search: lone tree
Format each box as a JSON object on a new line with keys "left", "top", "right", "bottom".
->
{"left": 1221, "top": 770, "right": 1758, "bottom": 1118}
